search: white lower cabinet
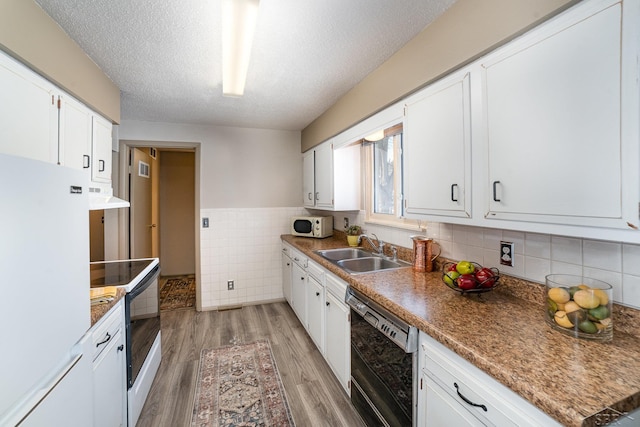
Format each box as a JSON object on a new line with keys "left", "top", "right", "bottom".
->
{"left": 91, "top": 300, "right": 126, "bottom": 427}
{"left": 290, "top": 249, "right": 308, "bottom": 325}
{"left": 281, "top": 243, "right": 351, "bottom": 395}
{"left": 281, "top": 244, "right": 293, "bottom": 304}
{"left": 324, "top": 273, "right": 350, "bottom": 394}
{"left": 307, "top": 273, "right": 325, "bottom": 351}
{"left": 418, "top": 332, "right": 559, "bottom": 426}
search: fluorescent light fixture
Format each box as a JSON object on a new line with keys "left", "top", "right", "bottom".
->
{"left": 364, "top": 130, "right": 385, "bottom": 142}
{"left": 222, "top": 0, "right": 260, "bottom": 97}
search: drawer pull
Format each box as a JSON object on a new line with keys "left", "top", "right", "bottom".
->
{"left": 96, "top": 332, "right": 111, "bottom": 348}
{"left": 454, "top": 382, "right": 487, "bottom": 412}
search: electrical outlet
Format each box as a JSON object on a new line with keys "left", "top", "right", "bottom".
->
{"left": 500, "top": 241, "right": 514, "bottom": 267}
{"left": 202, "top": 217, "right": 209, "bottom": 228}
{"left": 344, "top": 217, "right": 349, "bottom": 228}
{"left": 227, "top": 280, "right": 234, "bottom": 290}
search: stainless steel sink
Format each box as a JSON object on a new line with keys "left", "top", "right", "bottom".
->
{"left": 315, "top": 247, "right": 411, "bottom": 274}
{"left": 336, "top": 257, "right": 411, "bottom": 274}
{"left": 315, "top": 248, "right": 372, "bottom": 261}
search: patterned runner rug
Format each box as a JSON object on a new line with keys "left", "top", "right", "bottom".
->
{"left": 191, "top": 340, "right": 295, "bottom": 427}
{"left": 159, "top": 275, "right": 195, "bottom": 311}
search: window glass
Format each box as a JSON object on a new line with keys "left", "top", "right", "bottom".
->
{"left": 372, "top": 134, "right": 398, "bottom": 215}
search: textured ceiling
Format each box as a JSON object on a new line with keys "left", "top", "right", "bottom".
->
{"left": 34, "top": 0, "right": 456, "bottom": 131}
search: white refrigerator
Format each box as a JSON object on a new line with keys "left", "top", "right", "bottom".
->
{"left": 0, "top": 153, "right": 93, "bottom": 426}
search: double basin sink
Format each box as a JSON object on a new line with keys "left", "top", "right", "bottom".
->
{"left": 314, "top": 247, "right": 411, "bottom": 274}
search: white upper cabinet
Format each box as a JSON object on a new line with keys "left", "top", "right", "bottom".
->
{"left": 404, "top": 71, "right": 472, "bottom": 219}
{"left": 481, "top": 0, "right": 638, "bottom": 231}
{"left": 0, "top": 52, "right": 58, "bottom": 164}
{"left": 302, "top": 140, "right": 360, "bottom": 211}
{"left": 302, "top": 150, "right": 315, "bottom": 208}
{"left": 59, "top": 95, "right": 92, "bottom": 174}
{"left": 314, "top": 142, "right": 334, "bottom": 208}
{"left": 91, "top": 115, "right": 113, "bottom": 184}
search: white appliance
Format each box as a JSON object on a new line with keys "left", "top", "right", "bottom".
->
{"left": 90, "top": 258, "right": 161, "bottom": 427}
{"left": 0, "top": 153, "right": 93, "bottom": 426}
{"left": 291, "top": 215, "right": 334, "bottom": 238}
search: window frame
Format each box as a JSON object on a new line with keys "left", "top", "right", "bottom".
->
{"left": 363, "top": 122, "right": 419, "bottom": 229}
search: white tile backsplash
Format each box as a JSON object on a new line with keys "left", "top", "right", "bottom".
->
{"left": 199, "top": 206, "right": 305, "bottom": 309}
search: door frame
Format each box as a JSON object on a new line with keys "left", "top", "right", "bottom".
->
{"left": 117, "top": 139, "right": 202, "bottom": 310}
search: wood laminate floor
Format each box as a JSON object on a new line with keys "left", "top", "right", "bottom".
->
{"left": 136, "top": 302, "right": 365, "bottom": 427}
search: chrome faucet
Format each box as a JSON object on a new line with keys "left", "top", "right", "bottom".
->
{"left": 358, "top": 233, "right": 385, "bottom": 256}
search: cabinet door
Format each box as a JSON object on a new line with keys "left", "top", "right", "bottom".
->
{"left": 404, "top": 72, "right": 472, "bottom": 218}
{"left": 307, "top": 276, "right": 324, "bottom": 351}
{"left": 93, "top": 329, "right": 125, "bottom": 427}
{"left": 58, "top": 95, "right": 92, "bottom": 174}
{"left": 302, "top": 150, "right": 315, "bottom": 207}
{"left": 282, "top": 253, "right": 292, "bottom": 304}
{"left": 325, "top": 290, "right": 350, "bottom": 393}
{"left": 483, "top": 3, "right": 624, "bottom": 227}
{"left": 291, "top": 263, "right": 307, "bottom": 325}
{"left": 314, "top": 143, "right": 334, "bottom": 208}
{"left": 91, "top": 115, "right": 113, "bottom": 183}
{"left": 424, "top": 373, "right": 485, "bottom": 427}
{"left": 0, "top": 52, "right": 58, "bottom": 164}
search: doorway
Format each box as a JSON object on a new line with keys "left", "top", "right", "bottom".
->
{"left": 120, "top": 141, "right": 200, "bottom": 310}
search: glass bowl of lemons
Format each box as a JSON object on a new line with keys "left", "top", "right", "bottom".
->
{"left": 546, "top": 274, "right": 613, "bottom": 341}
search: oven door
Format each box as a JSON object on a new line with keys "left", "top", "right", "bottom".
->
{"left": 350, "top": 308, "right": 416, "bottom": 427}
{"left": 125, "top": 265, "right": 160, "bottom": 389}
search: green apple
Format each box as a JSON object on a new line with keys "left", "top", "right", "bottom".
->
{"left": 443, "top": 271, "right": 460, "bottom": 286}
{"left": 455, "top": 261, "right": 475, "bottom": 275}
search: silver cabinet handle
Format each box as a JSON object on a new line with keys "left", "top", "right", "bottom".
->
{"left": 98, "top": 159, "right": 105, "bottom": 172}
{"left": 308, "top": 192, "right": 313, "bottom": 200}
{"left": 83, "top": 155, "right": 90, "bottom": 169}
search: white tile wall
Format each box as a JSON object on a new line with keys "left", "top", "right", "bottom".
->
{"left": 199, "top": 207, "right": 306, "bottom": 309}
{"left": 331, "top": 211, "right": 640, "bottom": 309}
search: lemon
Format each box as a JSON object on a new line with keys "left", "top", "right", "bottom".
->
{"left": 592, "top": 289, "right": 609, "bottom": 306}
{"left": 548, "top": 287, "right": 571, "bottom": 304}
{"left": 573, "top": 289, "right": 600, "bottom": 309}
{"left": 554, "top": 310, "right": 574, "bottom": 328}
{"left": 564, "top": 301, "right": 581, "bottom": 314}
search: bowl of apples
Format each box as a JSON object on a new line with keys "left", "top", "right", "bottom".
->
{"left": 442, "top": 261, "right": 500, "bottom": 294}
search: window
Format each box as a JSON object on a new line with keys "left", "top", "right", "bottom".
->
{"left": 364, "top": 123, "right": 415, "bottom": 227}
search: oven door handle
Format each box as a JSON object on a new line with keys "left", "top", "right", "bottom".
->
{"left": 127, "top": 264, "right": 160, "bottom": 299}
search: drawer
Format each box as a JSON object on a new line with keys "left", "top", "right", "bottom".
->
{"left": 421, "top": 333, "right": 560, "bottom": 427}
{"left": 307, "top": 260, "right": 325, "bottom": 283}
{"left": 92, "top": 301, "right": 123, "bottom": 361}
{"left": 325, "top": 273, "right": 347, "bottom": 301}
{"left": 290, "top": 248, "right": 308, "bottom": 268}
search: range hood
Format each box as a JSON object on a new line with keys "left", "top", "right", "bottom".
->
{"left": 89, "top": 185, "right": 129, "bottom": 210}
{"left": 89, "top": 194, "right": 129, "bottom": 210}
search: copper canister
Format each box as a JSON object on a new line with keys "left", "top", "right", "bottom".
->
{"left": 411, "top": 235, "right": 428, "bottom": 272}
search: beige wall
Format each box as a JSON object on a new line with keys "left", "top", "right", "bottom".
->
{"left": 0, "top": 0, "right": 120, "bottom": 123}
{"left": 301, "top": 0, "right": 579, "bottom": 151}
{"left": 159, "top": 151, "right": 195, "bottom": 276}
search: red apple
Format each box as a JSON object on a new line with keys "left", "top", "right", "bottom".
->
{"left": 457, "top": 274, "right": 477, "bottom": 290}
{"left": 447, "top": 264, "right": 457, "bottom": 272}
{"left": 475, "top": 267, "right": 496, "bottom": 288}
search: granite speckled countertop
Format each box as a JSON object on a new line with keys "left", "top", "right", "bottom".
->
{"left": 90, "top": 287, "right": 126, "bottom": 327}
{"left": 282, "top": 234, "right": 640, "bottom": 427}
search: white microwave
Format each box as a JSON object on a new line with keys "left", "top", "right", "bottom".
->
{"left": 291, "top": 216, "right": 333, "bottom": 238}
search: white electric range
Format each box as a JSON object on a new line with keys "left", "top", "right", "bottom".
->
{"left": 90, "top": 258, "right": 161, "bottom": 426}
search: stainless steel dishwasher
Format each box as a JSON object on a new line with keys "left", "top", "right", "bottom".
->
{"left": 346, "top": 287, "right": 418, "bottom": 427}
